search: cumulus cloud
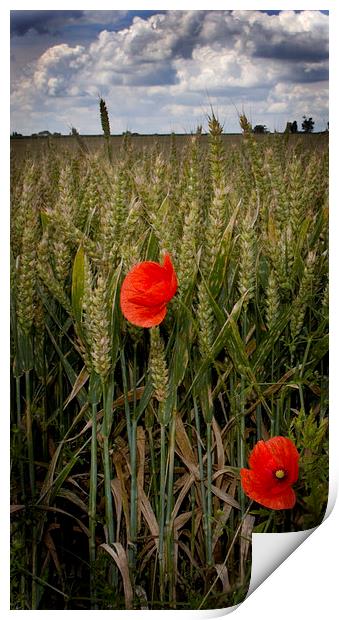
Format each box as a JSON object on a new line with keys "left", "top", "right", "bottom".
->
{"left": 10, "top": 10, "right": 329, "bottom": 134}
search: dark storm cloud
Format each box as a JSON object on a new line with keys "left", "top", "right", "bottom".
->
{"left": 126, "top": 66, "right": 178, "bottom": 87}
{"left": 254, "top": 37, "right": 329, "bottom": 63}
{"left": 284, "top": 64, "right": 329, "bottom": 84}
{"left": 10, "top": 10, "right": 84, "bottom": 37}
{"left": 10, "top": 10, "right": 166, "bottom": 39}
{"left": 170, "top": 12, "right": 207, "bottom": 59}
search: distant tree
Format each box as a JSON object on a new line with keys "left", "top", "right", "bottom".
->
{"left": 70, "top": 126, "right": 79, "bottom": 135}
{"left": 302, "top": 116, "right": 314, "bottom": 133}
{"left": 284, "top": 121, "right": 298, "bottom": 134}
{"left": 53, "top": 132, "right": 61, "bottom": 136}
{"left": 11, "top": 131, "right": 23, "bottom": 137}
{"left": 253, "top": 124, "right": 268, "bottom": 134}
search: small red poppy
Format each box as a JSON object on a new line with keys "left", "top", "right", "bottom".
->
{"left": 240, "top": 436, "right": 299, "bottom": 510}
{"left": 120, "top": 253, "right": 178, "bottom": 327}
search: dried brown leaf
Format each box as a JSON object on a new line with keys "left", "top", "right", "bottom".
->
{"left": 240, "top": 514, "right": 255, "bottom": 583}
{"left": 214, "top": 563, "right": 231, "bottom": 593}
{"left": 170, "top": 473, "right": 195, "bottom": 528}
{"left": 44, "top": 530, "right": 64, "bottom": 582}
{"left": 210, "top": 484, "right": 240, "bottom": 509}
{"left": 112, "top": 452, "right": 131, "bottom": 540}
{"left": 137, "top": 484, "right": 159, "bottom": 543}
{"left": 175, "top": 414, "right": 199, "bottom": 479}
{"left": 63, "top": 365, "right": 89, "bottom": 409}
{"left": 100, "top": 543, "right": 133, "bottom": 609}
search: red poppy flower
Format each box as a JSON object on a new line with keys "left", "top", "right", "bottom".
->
{"left": 120, "top": 253, "right": 178, "bottom": 327}
{"left": 240, "top": 436, "right": 299, "bottom": 510}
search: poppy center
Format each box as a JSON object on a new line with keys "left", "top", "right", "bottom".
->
{"left": 274, "top": 469, "right": 286, "bottom": 480}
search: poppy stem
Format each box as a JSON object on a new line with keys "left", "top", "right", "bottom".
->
{"left": 274, "top": 397, "right": 281, "bottom": 436}
{"left": 256, "top": 403, "right": 262, "bottom": 442}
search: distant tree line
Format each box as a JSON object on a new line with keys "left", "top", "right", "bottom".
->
{"left": 284, "top": 116, "right": 320, "bottom": 134}
{"left": 11, "top": 130, "right": 61, "bottom": 138}
{"left": 11, "top": 116, "right": 329, "bottom": 138}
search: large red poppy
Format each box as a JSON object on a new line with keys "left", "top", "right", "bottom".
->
{"left": 120, "top": 253, "right": 178, "bottom": 327}
{"left": 240, "top": 436, "right": 299, "bottom": 510}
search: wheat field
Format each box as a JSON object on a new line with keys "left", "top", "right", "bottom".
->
{"left": 10, "top": 111, "right": 329, "bottom": 610}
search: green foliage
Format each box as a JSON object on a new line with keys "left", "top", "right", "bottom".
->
{"left": 289, "top": 408, "right": 328, "bottom": 528}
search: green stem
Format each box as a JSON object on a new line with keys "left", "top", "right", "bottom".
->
{"left": 129, "top": 417, "right": 138, "bottom": 570}
{"left": 25, "top": 370, "right": 37, "bottom": 609}
{"left": 89, "top": 402, "right": 98, "bottom": 609}
{"left": 128, "top": 344, "right": 138, "bottom": 583}
{"left": 120, "top": 348, "right": 132, "bottom": 448}
{"left": 239, "top": 380, "right": 246, "bottom": 515}
{"left": 193, "top": 397, "right": 208, "bottom": 524}
{"left": 271, "top": 349, "right": 274, "bottom": 436}
{"left": 101, "top": 380, "right": 114, "bottom": 545}
{"left": 165, "top": 411, "right": 176, "bottom": 526}
{"left": 158, "top": 421, "right": 167, "bottom": 602}
{"left": 240, "top": 313, "right": 247, "bottom": 514}
{"left": 206, "top": 420, "right": 213, "bottom": 566}
{"left": 165, "top": 409, "right": 176, "bottom": 606}
{"left": 15, "top": 376, "right": 25, "bottom": 502}
{"left": 147, "top": 421, "right": 157, "bottom": 511}
{"left": 25, "top": 370, "right": 35, "bottom": 498}
{"left": 275, "top": 398, "right": 281, "bottom": 436}
{"left": 190, "top": 488, "right": 196, "bottom": 582}
{"left": 42, "top": 360, "right": 48, "bottom": 461}
{"left": 58, "top": 333, "right": 64, "bottom": 437}
{"left": 256, "top": 403, "right": 262, "bottom": 442}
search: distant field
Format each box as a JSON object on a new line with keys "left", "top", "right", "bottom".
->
{"left": 10, "top": 132, "right": 329, "bottom": 160}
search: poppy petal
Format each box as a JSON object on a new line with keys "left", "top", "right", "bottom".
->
{"left": 241, "top": 467, "right": 297, "bottom": 509}
{"left": 241, "top": 436, "right": 299, "bottom": 510}
{"left": 120, "top": 253, "right": 178, "bottom": 327}
{"left": 120, "top": 297, "right": 167, "bottom": 328}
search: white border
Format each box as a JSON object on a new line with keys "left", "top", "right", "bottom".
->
{"left": 3, "top": 2, "right": 336, "bottom": 619}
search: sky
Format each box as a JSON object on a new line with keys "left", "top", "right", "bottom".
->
{"left": 10, "top": 8, "right": 329, "bottom": 134}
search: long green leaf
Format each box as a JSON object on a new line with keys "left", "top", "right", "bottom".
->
{"left": 71, "top": 245, "right": 85, "bottom": 325}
